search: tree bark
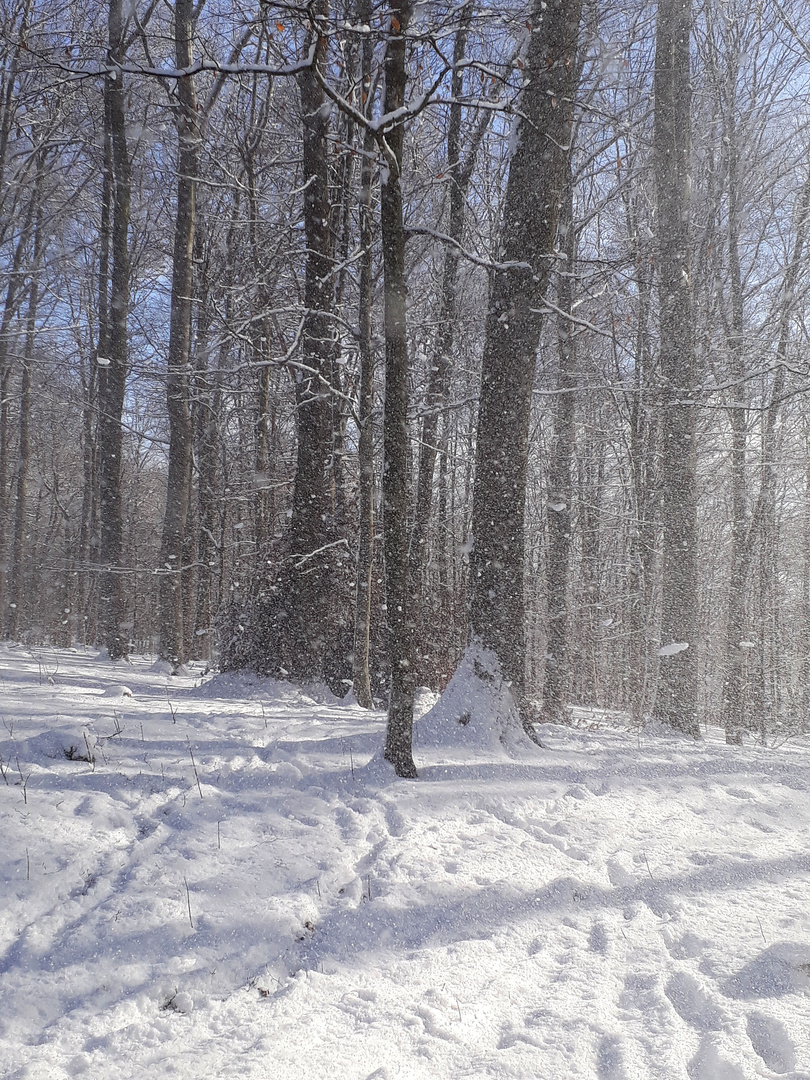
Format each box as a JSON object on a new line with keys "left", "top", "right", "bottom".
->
{"left": 469, "top": 0, "right": 582, "bottom": 731}
{"left": 381, "top": 0, "right": 418, "bottom": 777}
{"left": 351, "top": 0, "right": 376, "bottom": 710}
{"left": 653, "top": 0, "right": 699, "bottom": 736}
{"left": 542, "top": 162, "right": 577, "bottom": 723}
{"left": 7, "top": 166, "right": 44, "bottom": 639}
{"left": 158, "top": 0, "right": 198, "bottom": 666}
{"left": 261, "top": 1, "right": 336, "bottom": 681}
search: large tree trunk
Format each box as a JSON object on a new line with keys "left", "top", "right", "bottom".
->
{"left": 263, "top": 1, "right": 336, "bottom": 681}
{"left": 158, "top": 0, "right": 198, "bottom": 667}
{"left": 381, "top": 0, "right": 418, "bottom": 778}
{"left": 469, "top": 0, "right": 582, "bottom": 732}
{"left": 653, "top": 0, "right": 699, "bottom": 736}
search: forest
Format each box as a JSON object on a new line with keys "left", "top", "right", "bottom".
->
{"left": 2, "top": 0, "right": 810, "bottom": 773}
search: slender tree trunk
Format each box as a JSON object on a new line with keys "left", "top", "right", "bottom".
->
{"left": 722, "top": 66, "right": 748, "bottom": 744}
{"left": 7, "top": 174, "right": 44, "bottom": 639}
{"left": 351, "top": 0, "right": 376, "bottom": 710}
{"left": 158, "top": 0, "right": 198, "bottom": 666}
{"left": 96, "top": 0, "right": 132, "bottom": 660}
{"left": 469, "top": 0, "right": 582, "bottom": 731}
{"left": 542, "top": 163, "right": 577, "bottom": 722}
{"left": 381, "top": 0, "right": 418, "bottom": 777}
{"left": 653, "top": 0, "right": 699, "bottom": 736}
{"left": 0, "top": 192, "right": 36, "bottom": 624}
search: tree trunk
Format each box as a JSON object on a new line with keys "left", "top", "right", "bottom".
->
{"left": 721, "top": 59, "right": 748, "bottom": 744}
{"left": 96, "top": 0, "right": 132, "bottom": 660}
{"left": 653, "top": 0, "right": 699, "bottom": 736}
{"left": 381, "top": 0, "right": 418, "bottom": 777}
{"left": 542, "top": 162, "right": 577, "bottom": 723}
{"left": 259, "top": 1, "right": 336, "bottom": 681}
{"left": 158, "top": 0, "right": 198, "bottom": 667}
{"left": 0, "top": 189, "right": 37, "bottom": 625}
{"left": 7, "top": 171, "right": 44, "bottom": 639}
{"left": 351, "top": 0, "right": 376, "bottom": 710}
{"left": 469, "top": 0, "right": 582, "bottom": 731}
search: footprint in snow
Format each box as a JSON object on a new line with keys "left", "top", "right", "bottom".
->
{"left": 589, "top": 921, "right": 609, "bottom": 955}
{"left": 687, "top": 1035, "right": 748, "bottom": 1080}
{"left": 665, "top": 971, "right": 727, "bottom": 1031}
{"left": 746, "top": 1011, "right": 796, "bottom": 1073}
{"left": 596, "top": 1034, "right": 627, "bottom": 1080}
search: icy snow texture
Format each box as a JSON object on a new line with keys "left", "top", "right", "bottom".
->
{"left": 0, "top": 647, "right": 809, "bottom": 1079}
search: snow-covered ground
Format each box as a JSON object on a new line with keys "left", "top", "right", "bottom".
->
{"left": 1, "top": 646, "right": 809, "bottom": 1080}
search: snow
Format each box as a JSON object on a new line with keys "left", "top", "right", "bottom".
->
{"left": 1, "top": 645, "right": 810, "bottom": 1079}
{"left": 658, "top": 642, "right": 690, "bottom": 657}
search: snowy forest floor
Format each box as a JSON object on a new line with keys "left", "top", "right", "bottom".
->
{"left": 1, "top": 648, "right": 809, "bottom": 1079}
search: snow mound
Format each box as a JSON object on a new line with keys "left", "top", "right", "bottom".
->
{"left": 1, "top": 725, "right": 93, "bottom": 765}
{"left": 149, "top": 659, "right": 192, "bottom": 676}
{"left": 101, "top": 684, "right": 133, "bottom": 698}
{"left": 415, "top": 640, "right": 532, "bottom": 755}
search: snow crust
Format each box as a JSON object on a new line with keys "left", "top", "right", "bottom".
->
{"left": 1, "top": 646, "right": 810, "bottom": 1078}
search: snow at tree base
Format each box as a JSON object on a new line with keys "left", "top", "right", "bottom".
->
{"left": 1, "top": 648, "right": 809, "bottom": 1079}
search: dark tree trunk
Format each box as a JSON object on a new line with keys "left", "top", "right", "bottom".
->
{"left": 158, "top": 0, "right": 198, "bottom": 666}
{"left": 257, "top": 2, "right": 335, "bottom": 681}
{"left": 469, "top": 0, "right": 582, "bottom": 731}
{"left": 381, "top": 0, "right": 418, "bottom": 778}
{"left": 653, "top": 0, "right": 699, "bottom": 736}
{"left": 7, "top": 174, "right": 44, "bottom": 639}
{"left": 542, "top": 163, "right": 577, "bottom": 723}
{"left": 96, "top": 0, "right": 132, "bottom": 660}
{"left": 0, "top": 189, "right": 36, "bottom": 625}
{"left": 352, "top": 0, "right": 376, "bottom": 710}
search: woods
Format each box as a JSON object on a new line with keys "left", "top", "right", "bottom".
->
{"left": 2, "top": 0, "right": 810, "bottom": 769}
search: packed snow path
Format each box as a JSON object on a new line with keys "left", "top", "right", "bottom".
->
{"left": 1, "top": 647, "right": 809, "bottom": 1079}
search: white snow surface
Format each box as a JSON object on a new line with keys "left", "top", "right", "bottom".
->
{"left": 1, "top": 646, "right": 810, "bottom": 1079}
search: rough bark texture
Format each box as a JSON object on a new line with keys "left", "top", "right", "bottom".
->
{"left": 158, "top": 0, "right": 198, "bottom": 666}
{"left": 381, "top": 0, "right": 418, "bottom": 778}
{"left": 469, "top": 0, "right": 582, "bottom": 728}
{"left": 351, "top": 0, "right": 376, "bottom": 710}
{"left": 97, "top": 0, "right": 130, "bottom": 660}
{"left": 542, "top": 164, "right": 577, "bottom": 723}
{"left": 653, "top": 0, "right": 699, "bottom": 737}
{"left": 7, "top": 180, "right": 44, "bottom": 638}
{"left": 243, "top": 5, "right": 337, "bottom": 681}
